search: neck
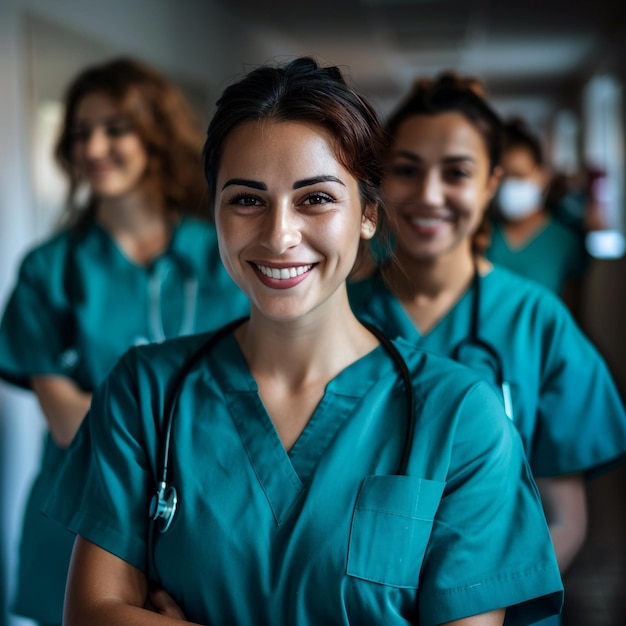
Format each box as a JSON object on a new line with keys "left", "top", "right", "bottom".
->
{"left": 95, "top": 188, "right": 167, "bottom": 232}
{"left": 95, "top": 192, "right": 175, "bottom": 264}
{"left": 503, "top": 209, "right": 549, "bottom": 245}
{"left": 386, "top": 242, "right": 475, "bottom": 300}
{"left": 235, "top": 288, "right": 378, "bottom": 390}
{"left": 383, "top": 243, "right": 481, "bottom": 334}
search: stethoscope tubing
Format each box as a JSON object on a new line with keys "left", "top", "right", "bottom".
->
{"left": 451, "top": 258, "right": 512, "bottom": 420}
{"left": 147, "top": 317, "right": 416, "bottom": 584}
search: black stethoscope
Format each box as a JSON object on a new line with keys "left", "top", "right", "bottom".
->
{"left": 451, "top": 260, "right": 513, "bottom": 421}
{"left": 147, "top": 316, "right": 415, "bottom": 581}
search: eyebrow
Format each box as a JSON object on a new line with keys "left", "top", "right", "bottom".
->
{"left": 394, "top": 150, "right": 475, "bottom": 164}
{"left": 222, "top": 178, "right": 267, "bottom": 191}
{"left": 293, "top": 175, "right": 345, "bottom": 189}
{"left": 72, "top": 116, "right": 129, "bottom": 129}
{"left": 221, "top": 175, "right": 345, "bottom": 192}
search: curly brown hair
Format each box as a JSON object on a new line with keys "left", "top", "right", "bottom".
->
{"left": 55, "top": 57, "right": 208, "bottom": 225}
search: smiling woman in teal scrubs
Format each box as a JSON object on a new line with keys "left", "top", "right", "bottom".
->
{"left": 44, "top": 57, "right": 563, "bottom": 626}
{"left": 348, "top": 73, "right": 626, "bottom": 626}
{"left": 0, "top": 58, "right": 248, "bottom": 626}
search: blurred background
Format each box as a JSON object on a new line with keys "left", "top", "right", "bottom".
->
{"left": 0, "top": 0, "right": 624, "bottom": 624}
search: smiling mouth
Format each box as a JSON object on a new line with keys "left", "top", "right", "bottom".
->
{"left": 409, "top": 216, "right": 446, "bottom": 227}
{"left": 254, "top": 263, "right": 314, "bottom": 279}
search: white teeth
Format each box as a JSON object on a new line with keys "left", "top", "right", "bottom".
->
{"left": 256, "top": 264, "right": 313, "bottom": 279}
{"left": 411, "top": 217, "right": 441, "bottom": 227}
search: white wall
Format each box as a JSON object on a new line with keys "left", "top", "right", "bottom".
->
{"left": 0, "top": 2, "right": 270, "bottom": 625}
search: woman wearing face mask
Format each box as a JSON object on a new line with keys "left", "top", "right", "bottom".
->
{"left": 43, "top": 57, "right": 563, "bottom": 626}
{"left": 0, "top": 57, "right": 248, "bottom": 626}
{"left": 349, "top": 74, "right": 626, "bottom": 626}
{"left": 487, "top": 118, "right": 588, "bottom": 311}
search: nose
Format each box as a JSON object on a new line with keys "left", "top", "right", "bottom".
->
{"left": 417, "top": 171, "right": 445, "bottom": 207}
{"left": 260, "top": 203, "right": 302, "bottom": 255}
{"left": 84, "top": 126, "right": 109, "bottom": 159}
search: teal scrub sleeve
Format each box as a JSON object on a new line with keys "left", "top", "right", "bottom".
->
{"left": 417, "top": 382, "right": 564, "bottom": 625}
{"left": 43, "top": 349, "right": 155, "bottom": 571}
{"left": 0, "top": 246, "right": 72, "bottom": 388}
{"left": 532, "top": 309, "right": 626, "bottom": 479}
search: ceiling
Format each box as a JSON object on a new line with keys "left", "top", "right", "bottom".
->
{"left": 221, "top": 0, "right": 626, "bottom": 127}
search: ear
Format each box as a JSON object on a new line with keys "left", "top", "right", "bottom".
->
{"left": 360, "top": 203, "right": 378, "bottom": 240}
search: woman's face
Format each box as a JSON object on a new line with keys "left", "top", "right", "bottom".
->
{"left": 70, "top": 91, "right": 149, "bottom": 200}
{"left": 496, "top": 145, "right": 547, "bottom": 221}
{"left": 214, "top": 120, "right": 376, "bottom": 322}
{"left": 383, "top": 112, "right": 500, "bottom": 262}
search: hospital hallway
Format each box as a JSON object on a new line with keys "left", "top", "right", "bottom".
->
{"left": 1, "top": 0, "right": 626, "bottom": 624}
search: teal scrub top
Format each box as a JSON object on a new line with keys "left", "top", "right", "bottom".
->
{"left": 0, "top": 217, "right": 249, "bottom": 623}
{"left": 45, "top": 330, "right": 563, "bottom": 625}
{"left": 486, "top": 218, "right": 588, "bottom": 295}
{"left": 349, "top": 266, "right": 626, "bottom": 480}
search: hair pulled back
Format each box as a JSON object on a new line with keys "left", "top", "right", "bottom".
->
{"left": 203, "top": 57, "right": 386, "bottom": 218}
{"left": 386, "top": 72, "right": 503, "bottom": 254}
{"left": 386, "top": 72, "right": 503, "bottom": 173}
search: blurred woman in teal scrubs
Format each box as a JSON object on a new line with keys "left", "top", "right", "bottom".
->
{"left": 45, "top": 57, "right": 563, "bottom": 625}
{"left": 487, "top": 117, "right": 588, "bottom": 314}
{"left": 348, "top": 73, "right": 626, "bottom": 626}
{"left": 0, "top": 57, "right": 248, "bottom": 626}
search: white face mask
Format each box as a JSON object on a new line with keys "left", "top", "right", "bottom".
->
{"left": 497, "top": 178, "right": 543, "bottom": 220}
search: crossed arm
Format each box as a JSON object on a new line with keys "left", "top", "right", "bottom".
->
{"left": 64, "top": 538, "right": 505, "bottom": 626}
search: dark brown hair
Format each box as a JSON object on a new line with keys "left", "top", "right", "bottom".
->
{"left": 202, "top": 57, "right": 389, "bottom": 270}
{"left": 385, "top": 73, "right": 503, "bottom": 254}
{"left": 502, "top": 117, "right": 544, "bottom": 166}
{"left": 55, "top": 57, "right": 207, "bottom": 225}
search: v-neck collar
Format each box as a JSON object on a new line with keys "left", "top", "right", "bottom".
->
{"left": 367, "top": 272, "right": 475, "bottom": 342}
{"left": 499, "top": 217, "right": 552, "bottom": 252}
{"left": 212, "top": 334, "right": 390, "bottom": 525}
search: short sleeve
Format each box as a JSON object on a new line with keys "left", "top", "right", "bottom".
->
{"left": 418, "top": 382, "right": 563, "bottom": 626}
{"left": 532, "top": 309, "right": 626, "bottom": 479}
{"left": 43, "top": 349, "right": 156, "bottom": 571}
{"left": 0, "top": 246, "right": 73, "bottom": 388}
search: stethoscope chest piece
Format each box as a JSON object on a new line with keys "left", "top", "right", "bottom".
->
{"left": 149, "top": 481, "right": 178, "bottom": 533}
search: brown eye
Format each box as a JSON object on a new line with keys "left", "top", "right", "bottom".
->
{"left": 104, "top": 122, "right": 132, "bottom": 138}
{"left": 303, "top": 192, "right": 333, "bottom": 205}
{"left": 230, "top": 193, "right": 261, "bottom": 206}
{"left": 445, "top": 167, "right": 471, "bottom": 182}
{"left": 390, "top": 163, "right": 418, "bottom": 179}
{"left": 69, "top": 128, "right": 91, "bottom": 143}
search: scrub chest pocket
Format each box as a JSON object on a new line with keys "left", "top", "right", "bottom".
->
{"left": 347, "top": 475, "right": 444, "bottom": 588}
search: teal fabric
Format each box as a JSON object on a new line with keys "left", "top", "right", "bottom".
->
{"left": 0, "top": 217, "right": 249, "bottom": 623}
{"left": 45, "top": 331, "right": 563, "bottom": 625}
{"left": 486, "top": 218, "right": 588, "bottom": 295}
{"left": 349, "top": 266, "right": 626, "bottom": 480}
